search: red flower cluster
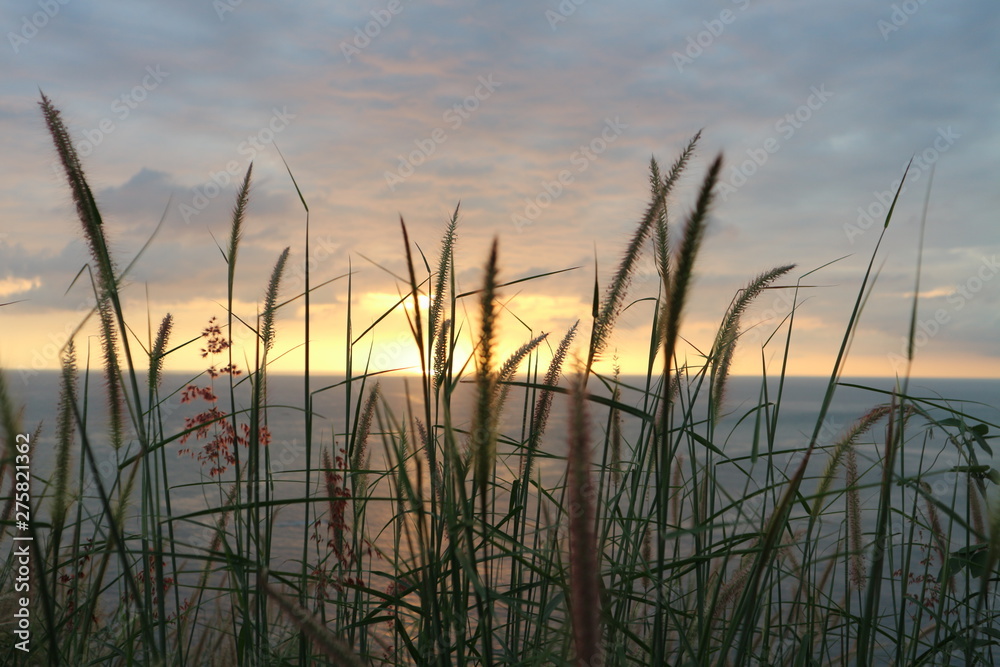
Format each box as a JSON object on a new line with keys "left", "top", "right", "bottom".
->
{"left": 178, "top": 317, "right": 269, "bottom": 477}
{"left": 310, "top": 446, "right": 375, "bottom": 599}
{"left": 200, "top": 317, "right": 231, "bottom": 357}
{"left": 891, "top": 531, "right": 956, "bottom": 619}
{"left": 57, "top": 538, "right": 95, "bottom": 629}
{"left": 181, "top": 385, "right": 217, "bottom": 404}
{"left": 125, "top": 553, "right": 176, "bottom": 614}
{"left": 324, "top": 447, "right": 350, "bottom": 556}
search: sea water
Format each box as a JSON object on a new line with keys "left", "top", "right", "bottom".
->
{"left": 6, "top": 370, "right": 999, "bottom": 661}
{"left": 9, "top": 371, "right": 999, "bottom": 549}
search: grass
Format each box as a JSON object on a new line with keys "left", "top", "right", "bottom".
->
{"left": 1, "top": 93, "right": 999, "bottom": 665}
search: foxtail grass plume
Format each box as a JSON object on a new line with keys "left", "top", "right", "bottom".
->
{"left": 227, "top": 165, "right": 252, "bottom": 289}
{"left": 710, "top": 264, "right": 796, "bottom": 423}
{"left": 846, "top": 446, "right": 865, "bottom": 590}
{"left": 52, "top": 342, "right": 78, "bottom": 532}
{"left": 920, "top": 480, "right": 948, "bottom": 569}
{"left": 713, "top": 558, "right": 755, "bottom": 622}
{"left": 522, "top": 321, "right": 578, "bottom": 482}
{"left": 261, "top": 247, "right": 291, "bottom": 353}
{"left": 587, "top": 132, "right": 701, "bottom": 377}
{"left": 652, "top": 130, "right": 701, "bottom": 302}
{"left": 40, "top": 93, "right": 127, "bottom": 450}
{"left": 567, "top": 372, "right": 602, "bottom": 666}
{"left": 429, "top": 203, "right": 459, "bottom": 358}
{"left": 432, "top": 318, "right": 452, "bottom": 392}
{"left": 472, "top": 238, "right": 500, "bottom": 506}
{"left": 494, "top": 332, "right": 548, "bottom": 416}
{"left": 811, "top": 404, "right": 892, "bottom": 518}
{"left": 660, "top": 154, "right": 723, "bottom": 378}
{"left": 149, "top": 314, "right": 172, "bottom": 391}
{"left": 588, "top": 173, "right": 664, "bottom": 371}
{"left": 350, "top": 384, "right": 379, "bottom": 524}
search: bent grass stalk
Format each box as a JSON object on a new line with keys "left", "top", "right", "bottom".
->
{"left": 5, "top": 96, "right": 1000, "bottom": 665}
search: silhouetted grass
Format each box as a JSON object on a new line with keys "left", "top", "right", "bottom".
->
{"left": 1, "top": 94, "right": 998, "bottom": 666}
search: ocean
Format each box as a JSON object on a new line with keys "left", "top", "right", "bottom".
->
{"left": 8, "top": 369, "right": 998, "bottom": 560}
{"left": 9, "top": 371, "right": 1000, "bottom": 498}
{"left": 5, "top": 370, "right": 1000, "bottom": 662}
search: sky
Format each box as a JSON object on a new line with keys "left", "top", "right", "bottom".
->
{"left": 2, "top": 0, "right": 999, "bottom": 384}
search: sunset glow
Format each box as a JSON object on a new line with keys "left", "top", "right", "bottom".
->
{"left": 3, "top": 2, "right": 997, "bottom": 379}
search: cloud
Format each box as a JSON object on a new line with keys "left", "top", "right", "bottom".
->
{"left": 2, "top": 0, "right": 997, "bottom": 374}
{"left": 0, "top": 276, "right": 42, "bottom": 299}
